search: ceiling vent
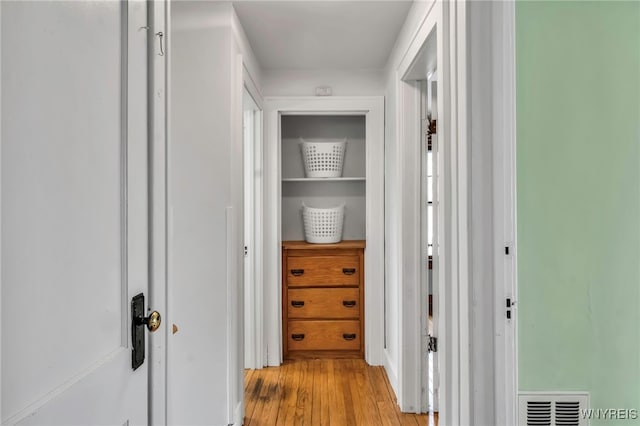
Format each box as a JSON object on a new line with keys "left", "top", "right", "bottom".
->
{"left": 518, "top": 392, "right": 589, "bottom": 426}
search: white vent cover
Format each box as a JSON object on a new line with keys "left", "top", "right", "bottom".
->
{"left": 519, "top": 392, "right": 589, "bottom": 426}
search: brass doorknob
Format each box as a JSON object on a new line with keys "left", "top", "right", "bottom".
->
{"left": 137, "top": 311, "right": 162, "bottom": 332}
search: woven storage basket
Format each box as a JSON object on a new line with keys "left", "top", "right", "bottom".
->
{"left": 299, "top": 139, "right": 346, "bottom": 178}
{"left": 302, "top": 203, "right": 345, "bottom": 244}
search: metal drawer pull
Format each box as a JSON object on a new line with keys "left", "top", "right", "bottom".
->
{"left": 291, "top": 300, "right": 305, "bottom": 308}
{"left": 342, "top": 333, "right": 357, "bottom": 341}
{"left": 342, "top": 268, "right": 356, "bottom": 275}
{"left": 291, "top": 333, "right": 305, "bottom": 341}
{"left": 291, "top": 269, "right": 305, "bottom": 276}
{"left": 342, "top": 300, "right": 357, "bottom": 308}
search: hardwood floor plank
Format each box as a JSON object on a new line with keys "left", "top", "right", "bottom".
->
{"left": 308, "top": 360, "right": 324, "bottom": 426}
{"left": 279, "top": 361, "right": 301, "bottom": 425}
{"left": 264, "top": 364, "right": 286, "bottom": 425}
{"left": 399, "top": 413, "right": 421, "bottom": 425}
{"left": 244, "top": 369, "right": 255, "bottom": 392}
{"left": 337, "top": 360, "right": 357, "bottom": 426}
{"left": 377, "top": 401, "right": 402, "bottom": 426}
{"left": 244, "top": 359, "right": 434, "bottom": 426}
{"left": 243, "top": 369, "right": 259, "bottom": 424}
{"left": 369, "top": 364, "right": 396, "bottom": 403}
{"left": 245, "top": 370, "right": 264, "bottom": 426}
{"left": 294, "top": 360, "right": 313, "bottom": 425}
{"left": 348, "top": 359, "right": 382, "bottom": 425}
{"left": 316, "top": 358, "right": 331, "bottom": 426}
{"left": 254, "top": 367, "right": 283, "bottom": 426}
{"left": 326, "top": 359, "right": 348, "bottom": 425}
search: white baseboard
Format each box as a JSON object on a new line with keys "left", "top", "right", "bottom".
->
{"left": 232, "top": 401, "right": 243, "bottom": 426}
{"left": 383, "top": 348, "right": 399, "bottom": 399}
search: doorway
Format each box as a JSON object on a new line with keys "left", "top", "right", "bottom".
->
{"left": 421, "top": 74, "right": 439, "bottom": 414}
{"left": 397, "top": 15, "right": 444, "bottom": 416}
{"left": 243, "top": 86, "right": 264, "bottom": 370}
{"left": 262, "top": 97, "right": 385, "bottom": 367}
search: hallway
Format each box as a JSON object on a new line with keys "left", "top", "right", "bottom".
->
{"left": 244, "top": 359, "right": 437, "bottom": 425}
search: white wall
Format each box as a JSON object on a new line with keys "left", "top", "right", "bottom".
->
{"left": 169, "top": 2, "right": 261, "bottom": 424}
{"left": 262, "top": 68, "right": 384, "bottom": 96}
{"left": 169, "top": 7, "right": 232, "bottom": 424}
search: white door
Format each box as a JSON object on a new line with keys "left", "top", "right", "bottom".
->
{"left": 1, "top": 1, "right": 152, "bottom": 424}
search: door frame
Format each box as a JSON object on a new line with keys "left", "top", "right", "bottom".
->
{"left": 464, "top": 2, "right": 518, "bottom": 423}
{"left": 395, "top": 0, "right": 450, "bottom": 416}
{"left": 395, "top": 0, "right": 518, "bottom": 422}
{"left": 263, "top": 96, "right": 385, "bottom": 367}
{"left": 0, "top": 2, "right": 4, "bottom": 420}
{"left": 420, "top": 76, "right": 439, "bottom": 413}
{"left": 488, "top": 1, "right": 518, "bottom": 424}
{"left": 148, "top": 0, "right": 168, "bottom": 424}
{"left": 242, "top": 71, "right": 264, "bottom": 370}
{"left": 231, "top": 9, "right": 264, "bottom": 424}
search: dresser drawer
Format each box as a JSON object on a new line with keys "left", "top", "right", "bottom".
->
{"left": 287, "top": 320, "right": 361, "bottom": 351}
{"left": 288, "top": 288, "right": 360, "bottom": 319}
{"left": 286, "top": 255, "right": 360, "bottom": 287}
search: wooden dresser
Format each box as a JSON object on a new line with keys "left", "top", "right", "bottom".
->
{"left": 282, "top": 240, "right": 365, "bottom": 359}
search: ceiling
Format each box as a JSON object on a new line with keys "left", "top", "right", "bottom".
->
{"left": 232, "top": 1, "right": 413, "bottom": 70}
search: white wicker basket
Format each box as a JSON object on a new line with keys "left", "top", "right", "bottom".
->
{"left": 302, "top": 203, "right": 345, "bottom": 244}
{"left": 299, "top": 139, "right": 346, "bottom": 178}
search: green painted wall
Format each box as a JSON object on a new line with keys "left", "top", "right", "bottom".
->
{"left": 517, "top": 1, "right": 640, "bottom": 423}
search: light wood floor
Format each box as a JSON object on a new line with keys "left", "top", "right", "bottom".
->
{"left": 244, "top": 359, "right": 437, "bottom": 425}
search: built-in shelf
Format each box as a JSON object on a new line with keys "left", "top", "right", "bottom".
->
{"left": 282, "top": 177, "right": 366, "bottom": 182}
{"left": 281, "top": 114, "right": 366, "bottom": 241}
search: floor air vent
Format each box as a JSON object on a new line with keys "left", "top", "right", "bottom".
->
{"left": 519, "top": 393, "right": 589, "bottom": 426}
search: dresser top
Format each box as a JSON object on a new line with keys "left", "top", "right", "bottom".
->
{"left": 282, "top": 240, "right": 366, "bottom": 250}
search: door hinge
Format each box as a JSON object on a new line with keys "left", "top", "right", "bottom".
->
{"left": 422, "top": 118, "right": 437, "bottom": 136}
{"left": 422, "top": 118, "right": 430, "bottom": 135}
{"left": 506, "top": 297, "right": 516, "bottom": 319}
{"left": 427, "top": 335, "right": 438, "bottom": 353}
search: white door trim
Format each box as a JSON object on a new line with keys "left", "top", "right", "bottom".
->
{"left": 163, "top": 1, "right": 174, "bottom": 424}
{"left": 243, "top": 106, "right": 256, "bottom": 371}
{"left": 491, "top": 1, "right": 518, "bottom": 424}
{"left": 243, "top": 65, "right": 266, "bottom": 369}
{"left": 263, "top": 96, "right": 385, "bottom": 367}
{"left": 467, "top": 1, "right": 519, "bottom": 422}
{"left": 394, "top": 1, "right": 474, "bottom": 421}
{"left": 227, "top": 52, "right": 243, "bottom": 425}
{"left": 0, "top": 2, "right": 4, "bottom": 420}
{"left": 394, "top": 0, "right": 440, "bottom": 415}
{"left": 148, "top": 1, "right": 168, "bottom": 424}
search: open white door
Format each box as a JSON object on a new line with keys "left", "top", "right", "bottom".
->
{"left": 1, "top": 1, "right": 154, "bottom": 424}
